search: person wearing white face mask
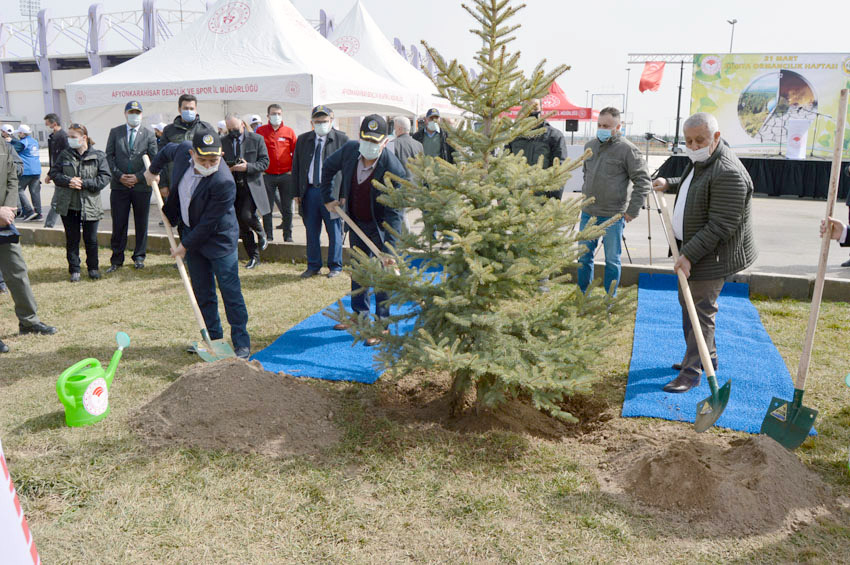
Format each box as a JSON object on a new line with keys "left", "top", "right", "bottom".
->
{"left": 144, "top": 129, "right": 251, "bottom": 359}
{"left": 159, "top": 94, "right": 213, "bottom": 199}
{"left": 104, "top": 100, "right": 158, "bottom": 272}
{"left": 652, "top": 112, "right": 757, "bottom": 393}
{"left": 412, "top": 108, "right": 454, "bottom": 164}
{"left": 292, "top": 105, "right": 349, "bottom": 278}
{"left": 256, "top": 103, "right": 297, "bottom": 242}
{"left": 321, "top": 115, "right": 407, "bottom": 346}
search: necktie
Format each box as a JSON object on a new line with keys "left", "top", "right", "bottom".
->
{"left": 234, "top": 137, "right": 241, "bottom": 158}
{"left": 128, "top": 128, "right": 136, "bottom": 151}
{"left": 313, "top": 138, "right": 323, "bottom": 185}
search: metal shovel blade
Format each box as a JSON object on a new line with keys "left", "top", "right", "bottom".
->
{"left": 192, "top": 339, "right": 236, "bottom": 362}
{"left": 694, "top": 377, "right": 731, "bottom": 433}
{"left": 760, "top": 390, "right": 818, "bottom": 450}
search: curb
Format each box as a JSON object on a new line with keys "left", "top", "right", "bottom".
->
{"left": 15, "top": 226, "right": 850, "bottom": 302}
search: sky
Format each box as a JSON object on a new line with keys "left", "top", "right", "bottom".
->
{"left": 5, "top": 0, "right": 850, "bottom": 136}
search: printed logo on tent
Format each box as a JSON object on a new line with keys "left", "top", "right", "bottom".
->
{"left": 700, "top": 55, "right": 722, "bottom": 76}
{"left": 541, "top": 94, "right": 559, "bottom": 109}
{"left": 286, "top": 81, "right": 301, "bottom": 98}
{"left": 334, "top": 36, "right": 361, "bottom": 56}
{"left": 82, "top": 378, "right": 109, "bottom": 417}
{"left": 208, "top": 2, "right": 251, "bottom": 35}
{"left": 74, "top": 91, "right": 86, "bottom": 106}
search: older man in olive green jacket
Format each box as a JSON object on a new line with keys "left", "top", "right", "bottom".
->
{"left": 653, "top": 112, "right": 757, "bottom": 393}
{"left": 0, "top": 140, "right": 57, "bottom": 353}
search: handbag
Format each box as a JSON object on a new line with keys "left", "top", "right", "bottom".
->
{"left": 0, "top": 222, "right": 20, "bottom": 244}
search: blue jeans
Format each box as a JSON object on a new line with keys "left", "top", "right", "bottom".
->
{"left": 303, "top": 185, "right": 342, "bottom": 272}
{"left": 183, "top": 243, "right": 250, "bottom": 350}
{"left": 577, "top": 212, "right": 625, "bottom": 295}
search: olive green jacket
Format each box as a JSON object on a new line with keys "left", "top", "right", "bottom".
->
{"left": 666, "top": 140, "right": 758, "bottom": 280}
{"left": 49, "top": 147, "right": 111, "bottom": 221}
{"left": 1, "top": 140, "right": 19, "bottom": 207}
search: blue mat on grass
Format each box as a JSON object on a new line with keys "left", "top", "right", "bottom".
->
{"left": 622, "top": 273, "right": 812, "bottom": 434}
{"left": 251, "top": 295, "right": 418, "bottom": 383}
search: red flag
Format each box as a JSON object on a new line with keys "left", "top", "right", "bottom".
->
{"left": 639, "top": 61, "right": 666, "bottom": 93}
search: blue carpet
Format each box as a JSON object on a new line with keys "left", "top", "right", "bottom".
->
{"left": 623, "top": 273, "right": 809, "bottom": 434}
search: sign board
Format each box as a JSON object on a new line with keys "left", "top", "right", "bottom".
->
{"left": 690, "top": 53, "right": 850, "bottom": 158}
{"left": 565, "top": 120, "right": 579, "bottom": 132}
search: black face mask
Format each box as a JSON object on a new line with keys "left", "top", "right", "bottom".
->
{"left": 530, "top": 111, "right": 541, "bottom": 119}
{"left": 228, "top": 129, "right": 241, "bottom": 138}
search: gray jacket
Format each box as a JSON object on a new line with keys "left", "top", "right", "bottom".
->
{"left": 1, "top": 141, "right": 19, "bottom": 207}
{"left": 222, "top": 130, "right": 271, "bottom": 216}
{"left": 105, "top": 124, "right": 158, "bottom": 191}
{"left": 392, "top": 133, "right": 423, "bottom": 174}
{"left": 666, "top": 139, "right": 757, "bottom": 281}
{"left": 582, "top": 135, "right": 651, "bottom": 218}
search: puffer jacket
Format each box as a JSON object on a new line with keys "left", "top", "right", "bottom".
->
{"left": 49, "top": 147, "right": 110, "bottom": 221}
{"left": 665, "top": 139, "right": 758, "bottom": 280}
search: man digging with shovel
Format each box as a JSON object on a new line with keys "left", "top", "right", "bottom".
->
{"left": 652, "top": 112, "right": 757, "bottom": 394}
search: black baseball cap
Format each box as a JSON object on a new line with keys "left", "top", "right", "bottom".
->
{"left": 192, "top": 128, "right": 222, "bottom": 156}
{"left": 311, "top": 105, "right": 333, "bottom": 118}
{"left": 359, "top": 114, "right": 388, "bottom": 143}
{"left": 425, "top": 108, "right": 440, "bottom": 118}
{"left": 125, "top": 100, "right": 143, "bottom": 112}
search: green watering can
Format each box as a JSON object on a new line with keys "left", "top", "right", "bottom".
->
{"left": 56, "top": 332, "right": 130, "bottom": 427}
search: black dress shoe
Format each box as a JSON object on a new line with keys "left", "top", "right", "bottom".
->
{"left": 672, "top": 358, "right": 718, "bottom": 372}
{"left": 327, "top": 270, "right": 342, "bottom": 278}
{"left": 88, "top": 269, "right": 101, "bottom": 280}
{"left": 841, "top": 258, "right": 850, "bottom": 268}
{"left": 19, "top": 322, "right": 57, "bottom": 335}
{"left": 246, "top": 257, "right": 260, "bottom": 269}
{"left": 235, "top": 347, "right": 250, "bottom": 360}
{"left": 300, "top": 269, "right": 319, "bottom": 278}
{"left": 0, "top": 339, "right": 9, "bottom": 353}
{"left": 284, "top": 235, "right": 294, "bottom": 243}
{"left": 70, "top": 272, "right": 81, "bottom": 282}
{"left": 105, "top": 264, "right": 121, "bottom": 274}
{"left": 134, "top": 260, "right": 145, "bottom": 269}
{"left": 662, "top": 374, "right": 700, "bottom": 393}
{"left": 258, "top": 232, "right": 268, "bottom": 251}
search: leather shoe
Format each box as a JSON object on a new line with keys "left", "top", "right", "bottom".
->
{"left": 841, "top": 257, "right": 850, "bottom": 267}
{"left": 662, "top": 374, "right": 700, "bottom": 393}
{"left": 284, "top": 236, "right": 294, "bottom": 243}
{"left": 672, "top": 358, "right": 718, "bottom": 372}
{"left": 134, "top": 260, "right": 145, "bottom": 269}
{"left": 258, "top": 231, "right": 269, "bottom": 251}
{"left": 235, "top": 347, "right": 250, "bottom": 360}
{"left": 19, "top": 322, "right": 57, "bottom": 336}
{"left": 88, "top": 269, "right": 101, "bottom": 280}
{"left": 0, "top": 339, "right": 9, "bottom": 354}
{"left": 105, "top": 264, "right": 121, "bottom": 274}
{"left": 327, "top": 270, "right": 342, "bottom": 278}
{"left": 246, "top": 257, "right": 260, "bottom": 269}
{"left": 300, "top": 269, "right": 319, "bottom": 279}
{"left": 333, "top": 323, "right": 351, "bottom": 331}
{"left": 365, "top": 330, "right": 390, "bottom": 347}
{"left": 70, "top": 272, "right": 81, "bottom": 282}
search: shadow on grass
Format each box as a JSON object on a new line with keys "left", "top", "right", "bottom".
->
{"left": 13, "top": 410, "right": 66, "bottom": 434}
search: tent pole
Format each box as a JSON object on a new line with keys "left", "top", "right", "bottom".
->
{"left": 673, "top": 61, "right": 684, "bottom": 150}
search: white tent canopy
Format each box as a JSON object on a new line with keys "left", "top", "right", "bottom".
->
{"left": 327, "top": 0, "right": 461, "bottom": 118}
{"left": 66, "top": 0, "right": 419, "bottom": 144}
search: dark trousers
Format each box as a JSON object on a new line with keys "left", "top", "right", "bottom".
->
{"left": 303, "top": 185, "right": 343, "bottom": 272}
{"left": 61, "top": 210, "right": 99, "bottom": 273}
{"left": 18, "top": 175, "right": 41, "bottom": 215}
{"left": 263, "top": 173, "right": 293, "bottom": 238}
{"left": 677, "top": 277, "right": 724, "bottom": 378}
{"left": 0, "top": 242, "right": 40, "bottom": 326}
{"left": 236, "top": 184, "right": 263, "bottom": 259}
{"left": 350, "top": 217, "right": 389, "bottom": 319}
{"left": 110, "top": 187, "right": 151, "bottom": 265}
{"left": 183, "top": 238, "right": 250, "bottom": 350}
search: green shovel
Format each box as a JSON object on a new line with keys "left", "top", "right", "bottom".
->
{"left": 761, "top": 88, "right": 849, "bottom": 449}
{"left": 657, "top": 190, "right": 730, "bottom": 432}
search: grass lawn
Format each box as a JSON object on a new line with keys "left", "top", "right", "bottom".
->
{"left": 1, "top": 245, "right": 848, "bottom": 564}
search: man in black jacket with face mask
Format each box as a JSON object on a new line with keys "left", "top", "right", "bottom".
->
{"left": 159, "top": 94, "right": 213, "bottom": 197}
{"left": 412, "top": 108, "right": 454, "bottom": 164}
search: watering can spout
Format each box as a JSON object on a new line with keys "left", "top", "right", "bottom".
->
{"left": 105, "top": 331, "right": 131, "bottom": 387}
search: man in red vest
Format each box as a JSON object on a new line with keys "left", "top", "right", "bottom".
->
{"left": 256, "top": 104, "right": 297, "bottom": 242}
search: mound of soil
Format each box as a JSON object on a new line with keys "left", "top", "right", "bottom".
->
{"left": 616, "top": 434, "right": 831, "bottom": 534}
{"left": 132, "top": 359, "right": 340, "bottom": 458}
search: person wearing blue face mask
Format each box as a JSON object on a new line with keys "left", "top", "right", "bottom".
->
{"left": 159, "top": 94, "right": 213, "bottom": 199}
{"left": 578, "top": 107, "right": 652, "bottom": 296}
{"left": 320, "top": 115, "right": 407, "bottom": 346}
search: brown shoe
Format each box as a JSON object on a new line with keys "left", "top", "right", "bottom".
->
{"left": 333, "top": 323, "right": 350, "bottom": 331}
{"left": 365, "top": 337, "right": 382, "bottom": 346}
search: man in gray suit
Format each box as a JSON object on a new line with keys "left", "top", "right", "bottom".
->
{"left": 390, "top": 117, "right": 423, "bottom": 175}
{"left": 222, "top": 113, "right": 270, "bottom": 269}
{"left": 292, "top": 105, "right": 349, "bottom": 278}
{"left": 105, "top": 100, "right": 158, "bottom": 272}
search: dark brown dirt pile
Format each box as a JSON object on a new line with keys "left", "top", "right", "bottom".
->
{"left": 132, "top": 359, "right": 340, "bottom": 457}
{"left": 619, "top": 435, "right": 831, "bottom": 534}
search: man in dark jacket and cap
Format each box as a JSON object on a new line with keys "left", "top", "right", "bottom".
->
{"left": 159, "top": 94, "right": 213, "bottom": 196}
{"left": 412, "top": 108, "right": 454, "bottom": 164}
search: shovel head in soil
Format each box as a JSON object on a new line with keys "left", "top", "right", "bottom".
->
{"left": 760, "top": 389, "right": 818, "bottom": 450}
{"left": 694, "top": 376, "right": 731, "bottom": 433}
{"left": 193, "top": 329, "right": 236, "bottom": 363}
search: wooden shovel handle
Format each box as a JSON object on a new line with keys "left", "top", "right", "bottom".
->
{"left": 333, "top": 204, "right": 400, "bottom": 276}
{"left": 142, "top": 155, "right": 214, "bottom": 351}
{"left": 656, "top": 191, "right": 716, "bottom": 379}
{"left": 797, "top": 88, "right": 849, "bottom": 390}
